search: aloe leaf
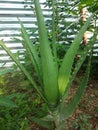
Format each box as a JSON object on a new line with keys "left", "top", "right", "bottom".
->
{"left": 0, "top": 97, "right": 17, "bottom": 107}
{"left": 5, "top": 93, "right": 21, "bottom": 99}
{"left": 41, "top": 114, "right": 56, "bottom": 121}
{"left": 34, "top": 0, "right": 59, "bottom": 106}
{"left": 31, "top": 116, "right": 54, "bottom": 129}
{"left": 61, "top": 56, "right": 91, "bottom": 119}
{"left": 52, "top": 0, "right": 57, "bottom": 61}
{"left": 0, "top": 68, "right": 14, "bottom": 76}
{"left": 0, "top": 40, "right": 45, "bottom": 101}
{"left": 18, "top": 19, "right": 42, "bottom": 83}
{"left": 58, "top": 14, "right": 94, "bottom": 96}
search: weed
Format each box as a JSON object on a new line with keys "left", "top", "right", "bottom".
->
{"left": 72, "top": 114, "right": 92, "bottom": 130}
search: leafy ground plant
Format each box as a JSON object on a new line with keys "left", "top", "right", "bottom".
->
{"left": 0, "top": 72, "right": 47, "bottom": 130}
{"left": 0, "top": 0, "right": 97, "bottom": 129}
{"left": 72, "top": 114, "right": 92, "bottom": 130}
{"left": 0, "top": 69, "right": 17, "bottom": 107}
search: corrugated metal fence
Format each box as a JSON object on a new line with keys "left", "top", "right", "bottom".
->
{"left": 0, "top": 0, "right": 98, "bottom": 67}
{"left": 0, "top": 0, "right": 51, "bottom": 67}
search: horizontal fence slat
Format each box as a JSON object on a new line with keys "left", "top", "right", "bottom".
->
{"left": 0, "top": 14, "right": 51, "bottom": 17}
{"left": 0, "top": 8, "right": 51, "bottom": 12}
{"left": 0, "top": 21, "right": 37, "bottom": 24}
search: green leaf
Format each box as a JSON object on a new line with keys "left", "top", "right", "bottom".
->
{"left": 61, "top": 56, "right": 91, "bottom": 119}
{"left": 0, "top": 97, "right": 17, "bottom": 107}
{"left": 58, "top": 14, "right": 94, "bottom": 96}
{"left": 4, "top": 93, "right": 21, "bottom": 99}
{"left": 79, "top": 0, "right": 98, "bottom": 11}
{"left": 0, "top": 68, "right": 14, "bottom": 76}
{"left": 34, "top": 0, "right": 59, "bottom": 106}
{"left": 80, "top": 0, "right": 97, "bottom": 5}
{"left": 18, "top": 19, "right": 42, "bottom": 82}
{"left": 31, "top": 116, "right": 54, "bottom": 129}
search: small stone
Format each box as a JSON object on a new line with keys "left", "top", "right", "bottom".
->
{"left": 89, "top": 84, "right": 93, "bottom": 87}
{"left": 91, "top": 94, "right": 95, "bottom": 97}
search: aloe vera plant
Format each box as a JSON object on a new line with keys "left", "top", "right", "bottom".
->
{"left": 0, "top": 0, "right": 97, "bottom": 129}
